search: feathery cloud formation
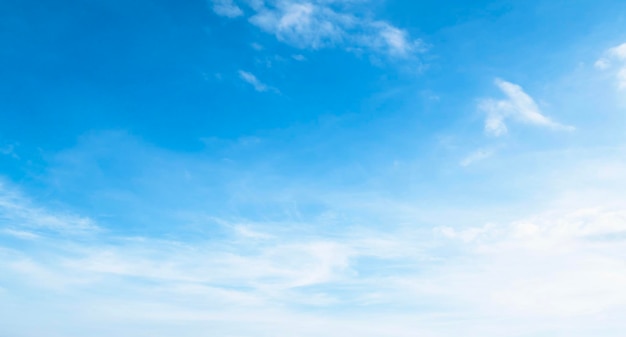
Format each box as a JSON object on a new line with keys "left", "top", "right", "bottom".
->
{"left": 211, "top": 0, "right": 424, "bottom": 59}
{"left": 480, "top": 79, "right": 574, "bottom": 136}
{"left": 3, "top": 176, "right": 626, "bottom": 336}
{"left": 238, "top": 70, "right": 278, "bottom": 93}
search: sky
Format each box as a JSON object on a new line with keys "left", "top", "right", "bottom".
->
{"left": 1, "top": 0, "right": 626, "bottom": 336}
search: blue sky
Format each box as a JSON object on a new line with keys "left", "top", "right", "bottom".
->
{"left": 2, "top": 0, "right": 626, "bottom": 336}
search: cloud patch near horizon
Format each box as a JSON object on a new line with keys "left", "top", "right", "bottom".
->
{"left": 0, "top": 179, "right": 99, "bottom": 236}
{"left": 3, "top": 176, "right": 626, "bottom": 336}
{"left": 3, "top": 133, "right": 626, "bottom": 336}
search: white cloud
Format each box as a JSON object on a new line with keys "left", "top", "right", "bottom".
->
{"left": 1, "top": 228, "right": 40, "bottom": 240}
{"left": 0, "top": 179, "right": 99, "bottom": 235}
{"left": 611, "top": 44, "right": 626, "bottom": 60}
{"left": 595, "top": 42, "right": 626, "bottom": 89}
{"left": 3, "top": 134, "right": 626, "bottom": 336}
{"left": 238, "top": 70, "right": 278, "bottom": 92}
{"left": 216, "top": 0, "right": 423, "bottom": 59}
{"left": 3, "top": 197, "right": 626, "bottom": 336}
{"left": 362, "top": 22, "right": 419, "bottom": 57}
{"left": 211, "top": 0, "right": 244, "bottom": 18}
{"left": 249, "top": 2, "right": 349, "bottom": 49}
{"left": 431, "top": 205, "right": 626, "bottom": 317}
{"left": 594, "top": 58, "right": 611, "bottom": 70}
{"left": 460, "top": 148, "right": 495, "bottom": 167}
{"left": 233, "top": 224, "right": 273, "bottom": 239}
{"left": 479, "top": 79, "right": 574, "bottom": 136}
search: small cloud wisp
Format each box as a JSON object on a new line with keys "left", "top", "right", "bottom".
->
{"left": 479, "top": 79, "right": 574, "bottom": 137}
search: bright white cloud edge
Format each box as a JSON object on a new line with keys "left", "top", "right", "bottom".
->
{"left": 238, "top": 70, "right": 278, "bottom": 93}
{"left": 480, "top": 78, "right": 575, "bottom": 137}
{"left": 212, "top": 0, "right": 424, "bottom": 59}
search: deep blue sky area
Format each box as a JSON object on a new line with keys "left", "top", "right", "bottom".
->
{"left": 2, "top": 0, "right": 623, "bottom": 152}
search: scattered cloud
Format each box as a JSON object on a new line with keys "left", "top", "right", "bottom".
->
{"left": 238, "top": 70, "right": 278, "bottom": 93}
{"left": 212, "top": 0, "right": 424, "bottom": 60}
{"left": 3, "top": 138, "right": 626, "bottom": 336}
{"left": 460, "top": 148, "right": 495, "bottom": 167}
{"left": 479, "top": 79, "right": 575, "bottom": 136}
{"left": 249, "top": 2, "right": 342, "bottom": 49}
{"left": 0, "top": 179, "right": 99, "bottom": 235}
{"left": 210, "top": 0, "right": 244, "bottom": 18}
{"left": 2, "top": 185, "right": 626, "bottom": 335}
{"left": 595, "top": 42, "right": 626, "bottom": 89}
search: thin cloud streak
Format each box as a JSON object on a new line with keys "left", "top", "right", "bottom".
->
{"left": 3, "top": 155, "right": 626, "bottom": 336}
{"left": 238, "top": 70, "right": 279, "bottom": 93}
{"left": 460, "top": 148, "right": 495, "bottom": 167}
{"left": 2, "top": 201, "right": 626, "bottom": 335}
{"left": 0, "top": 179, "right": 99, "bottom": 235}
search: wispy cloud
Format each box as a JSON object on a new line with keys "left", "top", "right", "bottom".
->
{"left": 2, "top": 183, "right": 626, "bottom": 335}
{"left": 213, "top": 0, "right": 424, "bottom": 60}
{"left": 479, "top": 79, "right": 575, "bottom": 136}
{"left": 238, "top": 70, "right": 278, "bottom": 93}
{"left": 0, "top": 179, "right": 99, "bottom": 235}
{"left": 460, "top": 148, "right": 495, "bottom": 167}
{"left": 3, "top": 133, "right": 626, "bottom": 336}
{"left": 210, "top": 0, "right": 244, "bottom": 18}
{"left": 1, "top": 228, "right": 40, "bottom": 240}
{"left": 595, "top": 42, "right": 626, "bottom": 89}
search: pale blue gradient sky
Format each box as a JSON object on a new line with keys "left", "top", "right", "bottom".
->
{"left": 1, "top": 0, "right": 626, "bottom": 336}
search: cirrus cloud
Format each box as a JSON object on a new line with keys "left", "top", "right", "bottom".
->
{"left": 479, "top": 79, "right": 575, "bottom": 137}
{"left": 211, "top": 0, "right": 425, "bottom": 60}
